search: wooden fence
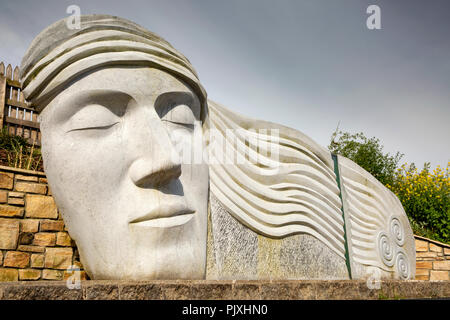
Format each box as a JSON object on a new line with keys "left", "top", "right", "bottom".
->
{"left": 0, "top": 62, "right": 40, "bottom": 146}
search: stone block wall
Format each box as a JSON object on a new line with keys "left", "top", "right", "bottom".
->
{"left": 415, "top": 235, "right": 450, "bottom": 281}
{"left": 0, "top": 166, "right": 87, "bottom": 281}
{"left": 0, "top": 165, "right": 449, "bottom": 282}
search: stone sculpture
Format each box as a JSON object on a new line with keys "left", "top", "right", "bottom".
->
{"left": 20, "top": 15, "right": 415, "bottom": 280}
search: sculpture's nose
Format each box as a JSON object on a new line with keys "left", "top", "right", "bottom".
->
{"left": 130, "top": 158, "right": 181, "bottom": 188}
{"left": 128, "top": 109, "right": 182, "bottom": 188}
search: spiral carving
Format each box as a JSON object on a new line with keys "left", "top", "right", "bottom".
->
{"left": 377, "top": 232, "right": 395, "bottom": 267}
{"left": 377, "top": 220, "right": 411, "bottom": 279}
{"left": 396, "top": 249, "right": 410, "bottom": 280}
{"left": 390, "top": 216, "right": 405, "bottom": 246}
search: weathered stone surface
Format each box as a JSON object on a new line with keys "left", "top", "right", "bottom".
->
{"left": 390, "top": 281, "right": 445, "bottom": 299}
{"left": 16, "top": 182, "right": 47, "bottom": 195}
{"left": 19, "top": 269, "right": 41, "bottom": 280}
{"left": 415, "top": 239, "right": 428, "bottom": 252}
{"left": 258, "top": 282, "right": 288, "bottom": 300}
{"left": 0, "top": 280, "right": 448, "bottom": 299}
{"left": 119, "top": 282, "right": 162, "bottom": 300}
{"left": 25, "top": 195, "right": 58, "bottom": 219}
{"left": 160, "top": 281, "right": 192, "bottom": 300}
{"left": 415, "top": 269, "right": 429, "bottom": 277}
{"left": 44, "top": 247, "right": 73, "bottom": 269}
{"left": 31, "top": 254, "right": 44, "bottom": 268}
{"left": 415, "top": 275, "right": 429, "bottom": 281}
{"left": 0, "top": 191, "right": 7, "bottom": 203}
{"left": 278, "top": 234, "right": 348, "bottom": 280}
{"left": 20, "top": 219, "right": 39, "bottom": 233}
{"left": 0, "top": 282, "right": 82, "bottom": 299}
{"left": 83, "top": 282, "right": 119, "bottom": 300}
{"left": 430, "top": 271, "right": 449, "bottom": 281}
{"left": 416, "top": 261, "right": 432, "bottom": 269}
{"left": 0, "top": 250, "right": 2, "bottom": 265}
{"left": 357, "top": 281, "right": 391, "bottom": 299}
{"left": 8, "top": 192, "right": 24, "bottom": 198}
{"left": 208, "top": 196, "right": 349, "bottom": 281}
{"left": 416, "top": 251, "right": 438, "bottom": 258}
{"left": 232, "top": 282, "right": 261, "bottom": 300}
{"left": 429, "top": 243, "right": 443, "bottom": 253}
{"left": 0, "top": 218, "right": 20, "bottom": 249}
{"left": 190, "top": 281, "right": 234, "bottom": 300}
{"left": 39, "top": 178, "right": 48, "bottom": 184}
{"left": 317, "top": 281, "right": 372, "bottom": 300}
{"left": 0, "top": 204, "right": 24, "bottom": 218}
{"left": 433, "top": 261, "right": 450, "bottom": 271}
{"left": 0, "top": 268, "right": 18, "bottom": 281}
{"left": 42, "top": 269, "right": 64, "bottom": 280}
{"left": 291, "top": 282, "right": 319, "bottom": 299}
{"left": 4, "top": 251, "right": 30, "bottom": 268}
{"left": 0, "top": 172, "right": 14, "bottom": 189}
{"left": 40, "top": 220, "right": 64, "bottom": 231}
{"left": 56, "top": 232, "right": 72, "bottom": 246}
{"left": 15, "top": 174, "right": 38, "bottom": 182}
{"left": 19, "top": 232, "right": 34, "bottom": 245}
{"left": 444, "top": 248, "right": 450, "bottom": 256}
{"left": 18, "top": 245, "right": 45, "bottom": 253}
{"left": 33, "top": 232, "right": 56, "bottom": 246}
{"left": 8, "top": 198, "right": 25, "bottom": 206}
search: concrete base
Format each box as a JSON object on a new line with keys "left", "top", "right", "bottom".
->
{"left": 0, "top": 280, "right": 449, "bottom": 300}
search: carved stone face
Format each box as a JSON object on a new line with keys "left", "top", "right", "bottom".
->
{"left": 39, "top": 67, "right": 209, "bottom": 279}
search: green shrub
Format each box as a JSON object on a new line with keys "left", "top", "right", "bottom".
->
{"left": 387, "top": 163, "right": 449, "bottom": 243}
{"left": 0, "top": 127, "right": 28, "bottom": 150}
{"left": 0, "top": 127, "right": 42, "bottom": 171}
{"left": 328, "top": 128, "right": 403, "bottom": 186}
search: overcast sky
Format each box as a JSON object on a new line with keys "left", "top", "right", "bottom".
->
{"left": 0, "top": 0, "right": 449, "bottom": 168}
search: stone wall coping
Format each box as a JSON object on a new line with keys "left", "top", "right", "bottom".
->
{"left": 0, "top": 280, "right": 449, "bottom": 300}
{"left": 0, "top": 165, "right": 46, "bottom": 177}
{"left": 414, "top": 235, "right": 450, "bottom": 249}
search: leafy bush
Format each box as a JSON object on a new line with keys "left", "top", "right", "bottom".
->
{"left": 0, "top": 127, "right": 28, "bottom": 150}
{"left": 0, "top": 127, "right": 43, "bottom": 171}
{"left": 387, "top": 163, "right": 450, "bottom": 243}
{"left": 329, "top": 129, "right": 403, "bottom": 186}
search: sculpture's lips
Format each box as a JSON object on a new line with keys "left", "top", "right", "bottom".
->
{"left": 129, "top": 203, "right": 195, "bottom": 228}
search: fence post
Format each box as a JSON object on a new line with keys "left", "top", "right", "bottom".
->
{"left": 0, "top": 75, "right": 6, "bottom": 128}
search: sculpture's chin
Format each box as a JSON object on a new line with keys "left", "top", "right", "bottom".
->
{"left": 74, "top": 217, "right": 207, "bottom": 280}
{"left": 81, "top": 248, "right": 206, "bottom": 280}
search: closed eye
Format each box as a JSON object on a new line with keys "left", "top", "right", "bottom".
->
{"left": 161, "top": 119, "right": 195, "bottom": 131}
{"left": 64, "top": 91, "right": 131, "bottom": 133}
{"left": 66, "top": 104, "right": 121, "bottom": 133}
{"left": 154, "top": 91, "right": 200, "bottom": 127}
{"left": 67, "top": 122, "right": 120, "bottom": 133}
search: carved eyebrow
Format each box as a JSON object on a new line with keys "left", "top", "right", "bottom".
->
{"left": 59, "top": 89, "right": 133, "bottom": 118}
{"left": 154, "top": 91, "right": 200, "bottom": 120}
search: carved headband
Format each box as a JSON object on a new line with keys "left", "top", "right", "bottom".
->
{"left": 19, "top": 14, "right": 207, "bottom": 118}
